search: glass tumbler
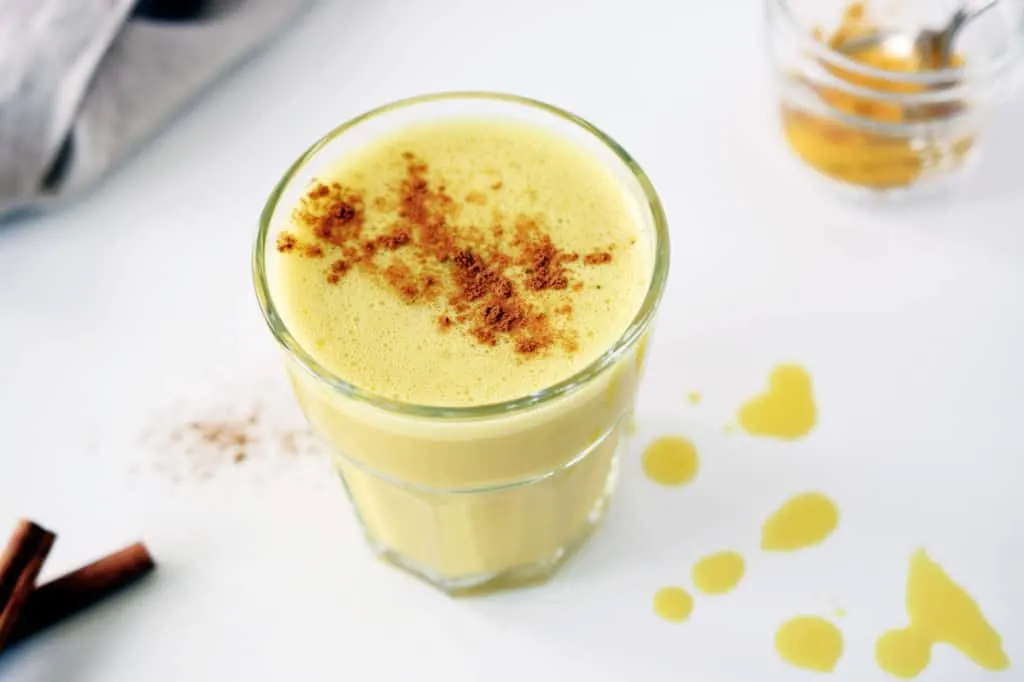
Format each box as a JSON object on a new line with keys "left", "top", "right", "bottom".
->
{"left": 764, "top": 0, "right": 1024, "bottom": 196}
{"left": 253, "top": 93, "right": 670, "bottom": 595}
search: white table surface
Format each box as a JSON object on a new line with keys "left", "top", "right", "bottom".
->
{"left": 2, "top": 1, "right": 1022, "bottom": 680}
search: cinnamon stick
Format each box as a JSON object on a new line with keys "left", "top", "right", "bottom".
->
{"left": 8, "top": 542, "right": 155, "bottom": 646}
{"left": 0, "top": 520, "right": 56, "bottom": 651}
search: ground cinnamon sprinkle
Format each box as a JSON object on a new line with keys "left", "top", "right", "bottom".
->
{"left": 326, "top": 258, "right": 349, "bottom": 284}
{"left": 384, "top": 262, "right": 427, "bottom": 303}
{"left": 302, "top": 184, "right": 365, "bottom": 247}
{"left": 521, "top": 235, "right": 570, "bottom": 291}
{"left": 398, "top": 153, "right": 434, "bottom": 227}
{"left": 189, "top": 419, "right": 250, "bottom": 457}
{"left": 140, "top": 397, "right": 322, "bottom": 483}
{"left": 451, "top": 249, "right": 499, "bottom": 302}
{"left": 515, "top": 338, "right": 540, "bottom": 354}
{"left": 281, "top": 152, "right": 617, "bottom": 356}
{"left": 276, "top": 232, "right": 297, "bottom": 253}
{"left": 335, "top": 202, "right": 356, "bottom": 222}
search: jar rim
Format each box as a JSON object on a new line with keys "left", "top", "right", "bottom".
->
{"left": 252, "top": 91, "right": 671, "bottom": 420}
{"left": 767, "top": 0, "right": 1024, "bottom": 87}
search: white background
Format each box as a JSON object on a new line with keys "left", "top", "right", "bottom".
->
{"left": 1, "top": 1, "right": 1022, "bottom": 680}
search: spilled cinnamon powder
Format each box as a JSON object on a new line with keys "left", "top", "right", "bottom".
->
{"left": 186, "top": 416, "right": 253, "bottom": 464}
{"left": 139, "top": 397, "right": 322, "bottom": 483}
{"left": 277, "top": 152, "right": 615, "bottom": 356}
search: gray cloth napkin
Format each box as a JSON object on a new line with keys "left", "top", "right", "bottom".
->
{"left": 0, "top": 0, "right": 310, "bottom": 218}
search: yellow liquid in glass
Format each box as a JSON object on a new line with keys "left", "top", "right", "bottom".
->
{"left": 267, "top": 116, "right": 655, "bottom": 586}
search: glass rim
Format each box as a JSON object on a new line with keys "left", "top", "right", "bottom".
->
{"left": 252, "top": 90, "right": 671, "bottom": 420}
{"left": 767, "top": 0, "right": 1024, "bottom": 88}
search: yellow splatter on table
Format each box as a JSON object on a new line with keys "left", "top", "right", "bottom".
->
{"left": 876, "top": 549, "right": 1009, "bottom": 677}
{"left": 653, "top": 586, "right": 694, "bottom": 623}
{"left": 775, "top": 616, "right": 844, "bottom": 673}
{"left": 692, "top": 551, "right": 745, "bottom": 595}
{"left": 642, "top": 436, "right": 698, "bottom": 486}
{"left": 738, "top": 364, "right": 817, "bottom": 439}
{"left": 761, "top": 492, "right": 839, "bottom": 551}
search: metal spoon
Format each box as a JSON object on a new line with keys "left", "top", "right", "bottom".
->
{"left": 838, "top": 0, "right": 999, "bottom": 67}
{"left": 919, "top": 0, "right": 999, "bottom": 66}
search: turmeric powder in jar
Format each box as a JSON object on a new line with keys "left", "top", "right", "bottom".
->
{"left": 765, "top": 0, "right": 1024, "bottom": 195}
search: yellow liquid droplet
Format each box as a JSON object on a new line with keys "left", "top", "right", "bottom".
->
{"left": 642, "top": 436, "right": 698, "bottom": 486}
{"left": 761, "top": 492, "right": 839, "bottom": 551}
{"left": 876, "top": 628, "right": 932, "bottom": 678}
{"left": 775, "top": 616, "right": 844, "bottom": 673}
{"left": 653, "top": 586, "right": 693, "bottom": 622}
{"left": 687, "top": 391, "right": 702, "bottom": 405}
{"left": 723, "top": 424, "right": 736, "bottom": 435}
{"left": 692, "top": 551, "right": 745, "bottom": 595}
{"left": 738, "top": 364, "right": 817, "bottom": 440}
{"left": 876, "top": 550, "right": 1009, "bottom": 677}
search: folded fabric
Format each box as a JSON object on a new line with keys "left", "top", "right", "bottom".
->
{"left": 0, "top": 0, "right": 310, "bottom": 218}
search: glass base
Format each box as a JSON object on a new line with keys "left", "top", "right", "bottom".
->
{"left": 361, "top": 452, "right": 619, "bottom": 596}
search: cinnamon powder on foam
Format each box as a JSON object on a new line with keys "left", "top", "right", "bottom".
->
{"left": 277, "top": 151, "right": 614, "bottom": 356}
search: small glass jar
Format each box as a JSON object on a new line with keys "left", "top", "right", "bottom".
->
{"left": 764, "top": 0, "right": 1024, "bottom": 196}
